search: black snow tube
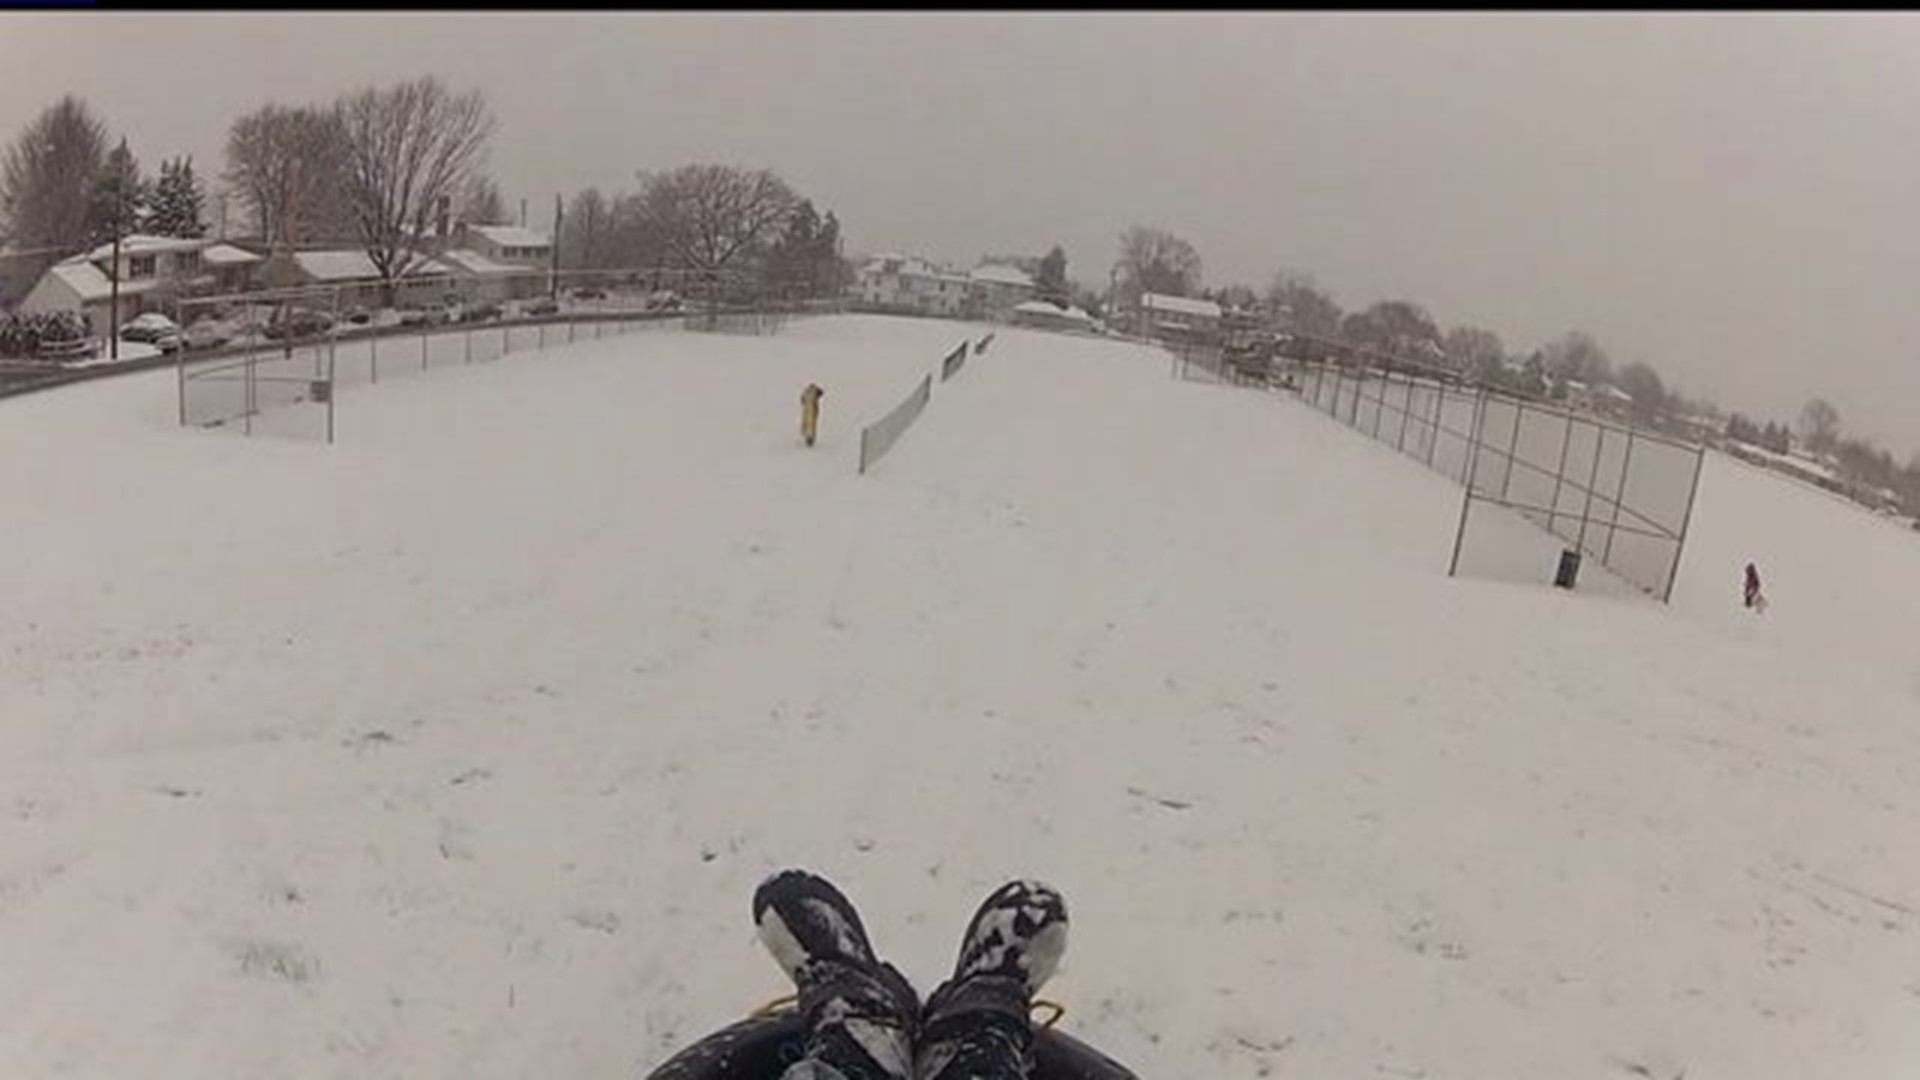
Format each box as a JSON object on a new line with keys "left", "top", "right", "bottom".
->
{"left": 643, "top": 1012, "right": 1140, "bottom": 1080}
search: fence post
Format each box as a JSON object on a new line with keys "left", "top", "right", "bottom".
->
{"left": 1369, "top": 368, "right": 1387, "bottom": 439}
{"left": 326, "top": 337, "right": 336, "bottom": 445}
{"left": 420, "top": 326, "right": 428, "bottom": 371}
{"left": 1448, "top": 389, "right": 1490, "bottom": 577}
{"left": 1499, "top": 399, "right": 1525, "bottom": 500}
{"left": 1662, "top": 445, "right": 1707, "bottom": 603}
{"left": 1397, "top": 375, "right": 1414, "bottom": 453}
{"left": 1546, "top": 411, "right": 1575, "bottom": 535}
{"left": 1426, "top": 380, "right": 1445, "bottom": 467}
{"left": 1602, "top": 429, "right": 1636, "bottom": 564}
{"left": 1574, "top": 425, "right": 1609, "bottom": 554}
{"left": 371, "top": 331, "right": 379, "bottom": 384}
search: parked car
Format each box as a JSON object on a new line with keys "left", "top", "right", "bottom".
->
{"left": 182, "top": 318, "right": 233, "bottom": 351}
{"left": 569, "top": 286, "right": 608, "bottom": 301}
{"left": 263, "top": 308, "right": 335, "bottom": 341}
{"left": 645, "top": 290, "right": 683, "bottom": 313}
{"left": 394, "top": 307, "right": 451, "bottom": 328}
{"left": 121, "top": 312, "right": 184, "bottom": 352}
{"left": 456, "top": 301, "right": 504, "bottom": 323}
{"left": 520, "top": 297, "right": 560, "bottom": 318}
{"left": 340, "top": 308, "right": 375, "bottom": 327}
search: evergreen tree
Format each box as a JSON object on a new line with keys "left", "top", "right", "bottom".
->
{"left": 87, "top": 138, "right": 147, "bottom": 247}
{"left": 1036, "top": 245, "right": 1068, "bottom": 303}
{"left": 813, "top": 211, "right": 844, "bottom": 293}
{"left": 150, "top": 156, "right": 206, "bottom": 239}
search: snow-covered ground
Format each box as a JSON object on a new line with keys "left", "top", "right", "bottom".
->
{"left": 2, "top": 315, "right": 1918, "bottom": 1080}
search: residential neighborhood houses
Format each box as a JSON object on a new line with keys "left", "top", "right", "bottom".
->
{"left": 18, "top": 234, "right": 262, "bottom": 332}
{"left": 851, "top": 253, "right": 1038, "bottom": 322}
{"left": 9, "top": 221, "right": 557, "bottom": 336}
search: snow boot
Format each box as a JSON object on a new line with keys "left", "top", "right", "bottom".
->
{"left": 916, "top": 880, "right": 1069, "bottom": 1080}
{"left": 752, "top": 869, "right": 921, "bottom": 1080}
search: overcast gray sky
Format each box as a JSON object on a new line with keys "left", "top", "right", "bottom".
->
{"left": 4, "top": 12, "right": 1919, "bottom": 455}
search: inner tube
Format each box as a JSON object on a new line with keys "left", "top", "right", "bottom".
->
{"left": 643, "top": 1011, "right": 1139, "bottom": 1080}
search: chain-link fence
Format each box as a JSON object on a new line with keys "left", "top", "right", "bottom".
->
{"left": 1274, "top": 356, "right": 1703, "bottom": 601}
{"left": 941, "top": 340, "right": 969, "bottom": 382}
{"left": 175, "top": 266, "right": 841, "bottom": 443}
{"left": 858, "top": 372, "right": 932, "bottom": 475}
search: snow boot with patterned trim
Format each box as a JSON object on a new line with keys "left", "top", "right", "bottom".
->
{"left": 915, "top": 880, "right": 1069, "bottom": 1080}
{"left": 752, "top": 869, "right": 922, "bottom": 1080}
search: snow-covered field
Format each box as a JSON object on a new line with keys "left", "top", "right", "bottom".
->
{"left": 3, "top": 315, "right": 1918, "bottom": 1080}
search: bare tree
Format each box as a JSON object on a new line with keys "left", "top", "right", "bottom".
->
{"left": 1799, "top": 397, "right": 1841, "bottom": 455}
{"left": 1, "top": 96, "right": 109, "bottom": 253}
{"left": 1541, "top": 330, "right": 1612, "bottom": 385}
{"left": 561, "top": 187, "right": 609, "bottom": 269}
{"left": 223, "top": 104, "right": 354, "bottom": 246}
{"left": 334, "top": 76, "right": 494, "bottom": 296}
{"left": 1443, "top": 324, "right": 1505, "bottom": 380}
{"left": 462, "top": 176, "right": 509, "bottom": 226}
{"left": 1345, "top": 300, "right": 1441, "bottom": 359}
{"left": 1265, "top": 271, "right": 1343, "bottom": 338}
{"left": 1614, "top": 360, "right": 1670, "bottom": 421}
{"left": 632, "top": 164, "right": 798, "bottom": 275}
{"left": 1114, "top": 225, "right": 1202, "bottom": 301}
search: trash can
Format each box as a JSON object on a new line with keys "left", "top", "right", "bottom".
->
{"left": 1554, "top": 548, "right": 1582, "bottom": 590}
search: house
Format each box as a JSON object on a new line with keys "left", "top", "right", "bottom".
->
{"left": 851, "top": 254, "right": 971, "bottom": 318}
{"left": 1129, "top": 292, "right": 1223, "bottom": 344}
{"left": 454, "top": 224, "right": 553, "bottom": 269}
{"left": 438, "top": 246, "right": 541, "bottom": 303}
{"left": 967, "top": 263, "right": 1037, "bottom": 321}
{"left": 269, "top": 249, "right": 458, "bottom": 310}
{"left": 1012, "top": 299, "right": 1095, "bottom": 334}
{"left": 1559, "top": 378, "right": 1634, "bottom": 420}
{"left": 17, "top": 234, "right": 265, "bottom": 331}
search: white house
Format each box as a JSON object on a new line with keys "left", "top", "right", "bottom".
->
{"left": 967, "top": 263, "right": 1037, "bottom": 321}
{"left": 1012, "top": 299, "right": 1095, "bottom": 334}
{"left": 273, "top": 249, "right": 458, "bottom": 310}
{"left": 1130, "top": 292, "right": 1222, "bottom": 343}
{"left": 455, "top": 224, "right": 553, "bottom": 269}
{"left": 438, "top": 246, "right": 538, "bottom": 303}
{"left": 852, "top": 254, "right": 971, "bottom": 318}
{"left": 17, "top": 234, "right": 264, "bottom": 331}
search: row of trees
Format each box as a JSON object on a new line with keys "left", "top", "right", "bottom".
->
{"left": 1105, "top": 222, "right": 1920, "bottom": 515}
{"left": 0, "top": 97, "right": 210, "bottom": 256}
{"left": 555, "top": 165, "right": 849, "bottom": 296}
{"left": 1, "top": 78, "right": 496, "bottom": 304}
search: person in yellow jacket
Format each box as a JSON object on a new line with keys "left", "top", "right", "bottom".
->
{"left": 800, "top": 383, "right": 824, "bottom": 447}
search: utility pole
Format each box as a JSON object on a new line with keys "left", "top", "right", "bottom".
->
{"left": 549, "top": 194, "right": 563, "bottom": 300}
{"left": 106, "top": 137, "right": 129, "bottom": 362}
{"left": 520, "top": 197, "right": 528, "bottom": 228}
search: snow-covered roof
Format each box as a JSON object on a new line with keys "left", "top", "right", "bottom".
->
{"left": 970, "top": 264, "right": 1034, "bottom": 287}
{"left": 46, "top": 259, "right": 156, "bottom": 302}
{"left": 1141, "top": 292, "right": 1221, "bottom": 319}
{"left": 1738, "top": 443, "right": 1843, "bottom": 482}
{"left": 201, "top": 243, "right": 262, "bottom": 266}
{"left": 1014, "top": 300, "right": 1092, "bottom": 322}
{"left": 82, "top": 234, "right": 206, "bottom": 262}
{"left": 438, "top": 248, "right": 520, "bottom": 277}
{"left": 294, "top": 250, "right": 453, "bottom": 283}
{"left": 468, "top": 225, "right": 551, "bottom": 249}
